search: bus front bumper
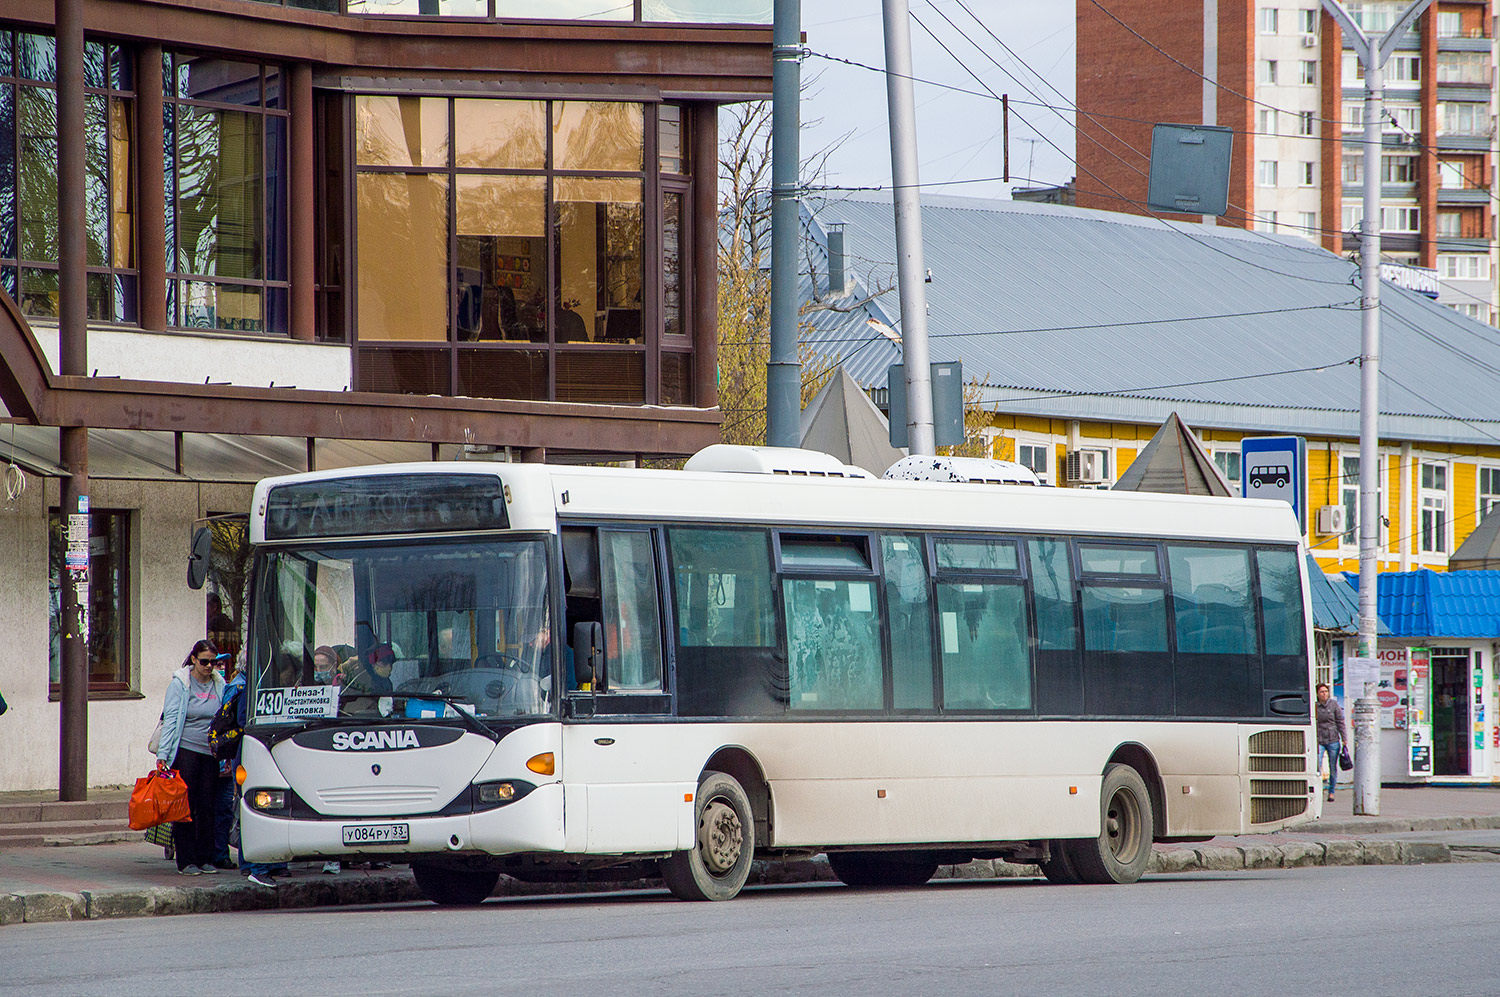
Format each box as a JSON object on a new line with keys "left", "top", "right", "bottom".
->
{"left": 240, "top": 783, "right": 565, "bottom": 864}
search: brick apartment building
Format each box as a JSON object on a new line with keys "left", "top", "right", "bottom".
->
{"left": 1076, "top": 0, "right": 1498, "bottom": 324}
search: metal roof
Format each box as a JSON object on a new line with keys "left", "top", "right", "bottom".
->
{"left": 1306, "top": 553, "right": 1388, "bottom": 635}
{"left": 798, "top": 193, "right": 1500, "bottom": 445}
{"left": 1346, "top": 568, "right": 1500, "bottom": 638}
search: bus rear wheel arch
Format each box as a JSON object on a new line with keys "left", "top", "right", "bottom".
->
{"left": 661, "top": 770, "right": 756, "bottom": 901}
{"left": 1065, "top": 763, "right": 1154, "bottom": 884}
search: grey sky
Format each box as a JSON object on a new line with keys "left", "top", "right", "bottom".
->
{"left": 800, "top": 2, "right": 1079, "bottom": 200}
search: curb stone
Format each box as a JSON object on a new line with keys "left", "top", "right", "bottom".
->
{"left": 1194, "top": 846, "right": 1244, "bottom": 872}
{"left": 1322, "top": 840, "right": 1363, "bottom": 866}
{"left": 1398, "top": 841, "right": 1451, "bottom": 864}
{"left": 1279, "top": 841, "right": 1326, "bottom": 868}
{"left": 23, "top": 891, "right": 85, "bottom": 923}
{"left": 1360, "top": 841, "right": 1401, "bottom": 865}
{"left": 1241, "top": 845, "right": 1282, "bottom": 870}
{"left": 0, "top": 894, "right": 24, "bottom": 926}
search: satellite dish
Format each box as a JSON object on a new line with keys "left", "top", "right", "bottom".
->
{"left": 187, "top": 526, "right": 212, "bottom": 590}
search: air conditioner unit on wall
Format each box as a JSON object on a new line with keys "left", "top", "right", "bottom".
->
{"left": 1316, "top": 505, "right": 1346, "bottom": 535}
{"left": 1065, "top": 449, "right": 1105, "bottom": 484}
{"left": 1301, "top": 33, "right": 1318, "bottom": 47}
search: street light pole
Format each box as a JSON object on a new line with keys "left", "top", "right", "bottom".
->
{"left": 1320, "top": 0, "right": 1433, "bottom": 816}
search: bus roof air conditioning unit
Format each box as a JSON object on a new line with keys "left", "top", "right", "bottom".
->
{"left": 1065, "top": 449, "right": 1105, "bottom": 484}
{"left": 684, "top": 444, "right": 872, "bottom": 479}
{"left": 883, "top": 455, "right": 1041, "bottom": 486}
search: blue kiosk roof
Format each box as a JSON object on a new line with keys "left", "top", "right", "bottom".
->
{"left": 1343, "top": 569, "right": 1500, "bottom": 639}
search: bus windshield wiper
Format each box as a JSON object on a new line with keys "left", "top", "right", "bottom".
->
{"left": 337, "top": 691, "right": 497, "bottom": 739}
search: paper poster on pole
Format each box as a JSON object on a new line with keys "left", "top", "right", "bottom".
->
{"left": 1345, "top": 656, "right": 1379, "bottom": 700}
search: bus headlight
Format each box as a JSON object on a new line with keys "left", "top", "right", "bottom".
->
{"left": 477, "top": 782, "right": 516, "bottom": 804}
{"left": 249, "top": 789, "right": 286, "bottom": 811}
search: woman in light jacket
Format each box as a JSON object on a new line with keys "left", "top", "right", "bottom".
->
{"left": 156, "top": 639, "right": 225, "bottom": 875}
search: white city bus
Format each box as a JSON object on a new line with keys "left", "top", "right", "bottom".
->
{"left": 237, "top": 446, "right": 1320, "bottom": 904}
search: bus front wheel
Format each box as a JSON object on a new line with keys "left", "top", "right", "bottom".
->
{"left": 411, "top": 864, "right": 499, "bottom": 906}
{"left": 661, "top": 770, "right": 755, "bottom": 901}
{"left": 1067, "top": 763, "right": 1154, "bottom": 885}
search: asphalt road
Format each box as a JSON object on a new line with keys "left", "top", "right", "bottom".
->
{"left": 4, "top": 863, "right": 1495, "bottom": 996}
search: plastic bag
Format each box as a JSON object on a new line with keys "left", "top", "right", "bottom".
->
{"left": 128, "top": 768, "right": 192, "bottom": 830}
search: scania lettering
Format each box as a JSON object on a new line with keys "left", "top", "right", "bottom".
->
{"left": 237, "top": 448, "right": 1320, "bottom": 905}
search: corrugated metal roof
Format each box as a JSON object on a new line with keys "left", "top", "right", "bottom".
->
{"left": 798, "top": 194, "right": 1500, "bottom": 444}
{"left": 1307, "top": 554, "right": 1388, "bottom": 634}
{"left": 1345, "top": 568, "right": 1500, "bottom": 637}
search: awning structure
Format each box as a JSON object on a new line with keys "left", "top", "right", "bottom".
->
{"left": 1306, "top": 553, "right": 1389, "bottom": 635}
{"left": 0, "top": 425, "right": 508, "bottom": 482}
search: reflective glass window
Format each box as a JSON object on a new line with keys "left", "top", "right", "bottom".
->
{"left": 599, "top": 531, "right": 664, "bottom": 692}
{"left": 784, "top": 578, "right": 882, "bottom": 710}
{"left": 1168, "top": 546, "right": 1255, "bottom": 654}
{"left": 357, "top": 172, "right": 449, "bottom": 341}
{"left": 882, "top": 534, "right": 934, "bottom": 710}
{"left": 937, "top": 580, "right": 1030, "bottom": 709}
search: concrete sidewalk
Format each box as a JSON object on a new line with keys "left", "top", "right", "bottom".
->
{"left": 3, "top": 784, "right": 1497, "bottom": 925}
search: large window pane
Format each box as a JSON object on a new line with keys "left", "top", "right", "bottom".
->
{"left": 882, "top": 533, "right": 933, "bottom": 710}
{"left": 176, "top": 106, "right": 263, "bottom": 279}
{"left": 355, "top": 95, "right": 448, "bottom": 168}
{"left": 642, "top": 0, "right": 773, "bottom": 21}
{"left": 49, "top": 510, "right": 130, "bottom": 689}
{"left": 181, "top": 281, "right": 263, "bottom": 332}
{"left": 1168, "top": 546, "right": 1255, "bottom": 654}
{"left": 1030, "top": 538, "right": 1075, "bottom": 650}
{"left": 455, "top": 98, "right": 545, "bottom": 170}
{"left": 937, "top": 581, "right": 1030, "bottom": 709}
{"left": 357, "top": 172, "right": 449, "bottom": 341}
{"left": 553, "top": 101, "right": 643, "bottom": 172}
{"left": 456, "top": 174, "right": 545, "bottom": 342}
{"left": 784, "top": 579, "right": 882, "bottom": 710}
{"left": 494, "top": 0, "right": 634, "bottom": 19}
{"left": 1082, "top": 585, "right": 1167, "bottom": 652}
{"left": 83, "top": 94, "right": 108, "bottom": 266}
{"left": 18, "top": 84, "right": 56, "bottom": 263}
{"left": 935, "top": 537, "right": 1018, "bottom": 572}
{"left": 348, "top": 0, "right": 487, "bottom": 13}
{"left": 109, "top": 97, "right": 133, "bottom": 269}
{"left": 554, "top": 176, "right": 642, "bottom": 344}
{"left": 663, "top": 189, "right": 683, "bottom": 338}
{"left": 172, "top": 56, "right": 262, "bottom": 105}
{"left": 600, "top": 531, "right": 664, "bottom": 692}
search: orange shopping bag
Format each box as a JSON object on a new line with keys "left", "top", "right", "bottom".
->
{"left": 128, "top": 768, "right": 192, "bottom": 830}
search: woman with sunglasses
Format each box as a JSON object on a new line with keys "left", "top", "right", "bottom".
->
{"left": 155, "top": 639, "right": 226, "bottom": 875}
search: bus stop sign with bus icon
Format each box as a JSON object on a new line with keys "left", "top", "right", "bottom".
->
{"left": 1240, "top": 436, "right": 1306, "bottom": 532}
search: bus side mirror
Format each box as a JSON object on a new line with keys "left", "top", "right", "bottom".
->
{"left": 572, "top": 622, "right": 603, "bottom": 689}
{"left": 187, "top": 526, "right": 212, "bottom": 590}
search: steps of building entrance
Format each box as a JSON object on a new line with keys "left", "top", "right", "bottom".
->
{"left": 0, "top": 819, "right": 139, "bottom": 849}
{"left": 0, "top": 789, "right": 134, "bottom": 848}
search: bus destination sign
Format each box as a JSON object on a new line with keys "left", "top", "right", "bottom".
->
{"left": 265, "top": 474, "right": 508, "bottom": 541}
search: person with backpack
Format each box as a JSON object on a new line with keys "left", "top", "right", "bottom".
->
{"left": 156, "top": 640, "right": 225, "bottom": 875}
{"left": 219, "top": 656, "right": 287, "bottom": 888}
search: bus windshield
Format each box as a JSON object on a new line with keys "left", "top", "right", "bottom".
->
{"left": 247, "top": 538, "right": 553, "bottom": 724}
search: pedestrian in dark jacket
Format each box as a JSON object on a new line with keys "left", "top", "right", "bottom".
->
{"left": 1316, "top": 683, "right": 1350, "bottom": 802}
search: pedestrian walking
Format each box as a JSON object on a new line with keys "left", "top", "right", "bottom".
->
{"left": 1316, "top": 682, "right": 1350, "bottom": 803}
{"left": 156, "top": 639, "right": 225, "bottom": 875}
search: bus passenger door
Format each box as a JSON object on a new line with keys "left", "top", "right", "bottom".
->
{"left": 560, "top": 527, "right": 683, "bottom": 854}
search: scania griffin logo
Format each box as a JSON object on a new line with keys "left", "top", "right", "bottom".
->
{"left": 331, "top": 729, "right": 420, "bottom": 751}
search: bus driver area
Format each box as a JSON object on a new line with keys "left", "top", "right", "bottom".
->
{"left": 235, "top": 446, "right": 1321, "bottom": 904}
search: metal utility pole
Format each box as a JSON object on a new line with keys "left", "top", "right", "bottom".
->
{"left": 766, "top": 0, "right": 802, "bottom": 447}
{"left": 1321, "top": 0, "right": 1433, "bottom": 816}
{"left": 882, "top": 0, "right": 936, "bottom": 456}
{"left": 56, "top": 0, "right": 91, "bottom": 801}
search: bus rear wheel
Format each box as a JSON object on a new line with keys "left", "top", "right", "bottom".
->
{"left": 827, "top": 851, "right": 939, "bottom": 888}
{"left": 1067, "top": 763, "right": 1154, "bottom": 885}
{"left": 411, "top": 864, "right": 499, "bottom": 906}
{"left": 1038, "top": 840, "right": 1082, "bottom": 884}
{"left": 661, "top": 770, "right": 755, "bottom": 901}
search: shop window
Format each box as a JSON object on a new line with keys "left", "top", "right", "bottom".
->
{"left": 0, "top": 31, "right": 138, "bottom": 322}
{"left": 164, "top": 52, "right": 289, "bottom": 334}
{"left": 48, "top": 509, "right": 132, "bottom": 695}
{"left": 352, "top": 96, "right": 692, "bottom": 405}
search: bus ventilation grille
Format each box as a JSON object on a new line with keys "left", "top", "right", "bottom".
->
{"left": 1249, "top": 780, "right": 1308, "bottom": 824}
{"left": 1248, "top": 729, "right": 1306, "bottom": 772}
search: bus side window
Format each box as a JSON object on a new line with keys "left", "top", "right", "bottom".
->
{"left": 598, "top": 530, "right": 664, "bottom": 692}
{"left": 1029, "top": 537, "right": 1081, "bottom": 716}
{"left": 882, "top": 534, "right": 934, "bottom": 710}
{"left": 1167, "top": 544, "right": 1259, "bottom": 719}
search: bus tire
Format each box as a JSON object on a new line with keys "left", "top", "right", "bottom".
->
{"left": 827, "top": 851, "right": 939, "bottom": 888}
{"left": 411, "top": 864, "right": 499, "bottom": 906}
{"left": 661, "top": 770, "right": 755, "bottom": 901}
{"left": 1067, "top": 763, "right": 1154, "bottom": 885}
{"left": 1038, "top": 840, "right": 1082, "bottom": 884}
